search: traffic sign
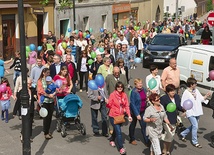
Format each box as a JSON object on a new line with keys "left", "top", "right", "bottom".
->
{"left": 207, "top": 12, "right": 214, "bottom": 26}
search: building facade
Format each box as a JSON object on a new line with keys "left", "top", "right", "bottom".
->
{"left": 0, "top": 0, "right": 54, "bottom": 60}
{"left": 194, "top": 0, "right": 207, "bottom": 18}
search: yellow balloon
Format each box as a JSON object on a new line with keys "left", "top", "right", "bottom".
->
{"left": 186, "top": 34, "right": 189, "bottom": 38}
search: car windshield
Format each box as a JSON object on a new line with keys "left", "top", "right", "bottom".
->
{"left": 196, "top": 29, "right": 204, "bottom": 35}
{"left": 150, "top": 36, "right": 179, "bottom": 46}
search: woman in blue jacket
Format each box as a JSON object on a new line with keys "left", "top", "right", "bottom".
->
{"left": 160, "top": 84, "right": 185, "bottom": 155}
{"left": 129, "top": 78, "right": 149, "bottom": 146}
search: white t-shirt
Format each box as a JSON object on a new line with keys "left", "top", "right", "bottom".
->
{"left": 80, "top": 57, "right": 87, "bottom": 72}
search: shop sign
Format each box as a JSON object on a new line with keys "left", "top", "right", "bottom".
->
{"left": 112, "top": 3, "right": 131, "bottom": 14}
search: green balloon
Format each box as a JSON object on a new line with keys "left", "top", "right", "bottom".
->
{"left": 126, "top": 20, "right": 129, "bottom": 24}
{"left": 166, "top": 103, "right": 176, "bottom": 112}
{"left": 26, "top": 46, "right": 30, "bottom": 53}
{"left": 26, "top": 51, "right": 29, "bottom": 58}
{"left": 75, "top": 29, "right": 79, "bottom": 34}
{"left": 113, "top": 33, "right": 117, "bottom": 38}
{"left": 88, "top": 59, "right": 94, "bottom": 65}
{"left": 137, "top": 26, "right": 140, "bottom": 30}
{"left": 46, "top": 44, "right": 54, "bottom": 51}
{"left": 90, "top": 51, "right": 96, "bottom": 59}
{"left": 148, "top": 78, "right": 157, "bottom": 89}
{"left": 89, "top": 28, "right": 93, "bottom": 33}
{"left": 129, "top": 89, "right": 132, "bottom": 97}
{"left": 99, "top": 47, "right": 104, "bottom": 53}
{"left": 83, "top": 32, "right": 87, "bottom": 38}
{"left": 140, "top": 53, "right": 144, "bottom": 58}
{"left": 134, "top": 26, "right": 137, "bottom": 30}
{"left": 61, "top": 42, "right": 67, "bottom": 49}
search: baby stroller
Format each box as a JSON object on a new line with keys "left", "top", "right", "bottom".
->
{"left": 56, "top": 94, "right": 86, "bottom": 137}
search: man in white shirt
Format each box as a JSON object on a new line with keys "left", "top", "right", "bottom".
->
{"left": 115, "top": 34, "right": 128, "bottom": 46}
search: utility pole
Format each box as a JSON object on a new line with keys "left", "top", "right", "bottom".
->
{"left": 73, "top": 0, "right": 76, "bottom": 30}
{"left": 176, "top": 0, "right": 178, "bottom": 21}
{"left": 18, "top": 0, "right": 31, "bottom": 154}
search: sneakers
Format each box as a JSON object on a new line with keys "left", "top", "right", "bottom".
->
{"left": 133, "top": 66, "right": 136, "bottom": 69}
{"left": 45, "top": 134, "right": 52, "bottom": 140}
{"left": 109, "top": 141, "right": 116, "bottom": 147}
{"left": 79, "top": 89, "right": 82, "bottom": 92}
{"left": 119, "top": 148, "right": 126, "bottom": 155}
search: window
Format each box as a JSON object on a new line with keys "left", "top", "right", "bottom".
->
{"left": 209, "top": 56, "right": 214, "bottom": 71}
{"left": 83, "top": 16, "right": 89, "bottom": 31}
{"left": 102, "top": 15, "right": 107, "bottom": 29}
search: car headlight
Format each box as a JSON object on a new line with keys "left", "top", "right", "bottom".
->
{"left": 145, "top": 50, "right": 151, "bottom": 55}
{"left": 168, "top": 49, "right": 178, "bottom": 56}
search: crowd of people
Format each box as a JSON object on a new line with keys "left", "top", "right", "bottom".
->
{"left": 0, "top": 17, "right": 213, "bottom": 155}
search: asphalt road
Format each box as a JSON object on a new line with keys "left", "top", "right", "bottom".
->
{"left": 0, "top": 63, "right": 214, "bottom": 155}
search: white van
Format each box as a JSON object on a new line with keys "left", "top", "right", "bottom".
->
{"left": 177, "top": 45, "right": 214, "bottom": 97}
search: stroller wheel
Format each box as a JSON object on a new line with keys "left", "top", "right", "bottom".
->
{"left": 56, "top": 120, "right": 61, "bottom": 132}
{"left": 80, "top": 123, "right": 86, "bottom": 135}
{"left": 61, "top": 125, "right": 67, "bottom": 138}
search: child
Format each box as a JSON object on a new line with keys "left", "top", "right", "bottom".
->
{"left": 128, "top": 41, "right": 137, "bottom": 69}
{"left": 63, "top": 47, "right": 75, "bottom": 63}
{"left": 27, "top": 48, "right": 37, "bottom": 74}
{"left": 0, "top": 54, "right": 13, "bottom": 82}
{"left": 0, "top": 77, "right": 14, "bottom": 123}
{"left": 7, "top": 51, "right": 21, "bottom": 86}
{"left": 40, "top": 76, "right": 57, "bottom": 104}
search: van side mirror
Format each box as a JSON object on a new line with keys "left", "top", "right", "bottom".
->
{"left": 207, "top": 77, "right": 211, "bottom": 82}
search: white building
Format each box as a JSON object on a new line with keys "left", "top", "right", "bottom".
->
{"left": 164, "top": 0, "right": 196, "bottom": 19}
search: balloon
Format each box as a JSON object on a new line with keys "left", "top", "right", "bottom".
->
{"left": 113, "top": 33, "right": 117, "bottom": 38}
{"left": 61, "top": 42, "right": 67, "bottom": 49}
{"left": 90, "top": 52, "right": 96, "bottom": 59}
{"left": 39, "top": 107, "right": 48, "bottom": 117}
{"left": 26, "top": 46, "right": 31, "bottom": 53}
{"left": 86, "top": 34, "right": 90, "bottom": 39}
{"left": 68, "top": 28, "right": 71, "bottom": 32}
{"left": 37, "top": 46, "right": 42, "bottom": 51}
{"left": 209, "top": 70, "right": 214, "bottom": 80}
{"left": 183, "top": 99, "right": 193, "bottom": 110}
{"left": 55, "top": 79, "right": 63, "bottom": 88}
{"left": 83, "top": 32, "right": 87, "bottom": 38}
{"left": 134, "top": 26, "right": 137, "bottom": 30}
{"left": 26, "top": 51, "right": 29, "bottom": 58}
{"left": 100, "top": 28, "right": 104, "bottom": 33}
{"left": 142, "top": 34, "right": 146, "bottom": 38}
{"left": 88, "top": 59, "right": 94, "bottom": 65}
{"left": 46, "top": 44, "right": 54, "bottom": 50}
{"left": 129, "top": 89, "right": 132, "bottom": 96}
{"left": 79, "top": 32, "right": 83, "bottom": 37}
{"left": 140, "top": 53, "right": 144, "bottom": 58}
{"left": 126, "top": 20, "right": 129, "bottom": 24}
{"left": 137, "top": 26, "right": 140, "bottom": 30}
{"left": 0, "top": 84, "right": 7, "bottom": 93}
{"left": 88, "top": 74, "right": 93, "bottom": 80}
{"left": 95, "top": 74, "right": 105, "bottom": 88}
{"left": 148, "top": 78, "right": 157, "bottom": 89}
{"left": 88, "top": 80, "right": 98, "bottom": 90}
{"left": 93, "top": 47, "right": 97, "bottom": 51}
{"left": 29, "top": 44, "right": 36, "bottom": 51}
{"left": 123, "top": 26, "right": 126, "bottom": 29}
{"left": 99, "top": 47, "right": 104, "bottom": 53}
{"left": 75, "top": 29, "right": 79, "bottom": 34}
{"left": 56, "top": 50, "right": 62, "bottom": 56}
{"left": 134, "top": 57, "right": 141, "bottom": 63}
{"left": 166, "top": 103, "right": 177, "bottom": 112}
{"left": 186, "top": 34, "right": 189, "bottom": 38}
{"left": 89, "top": 28, "right": 93, "bottom": 33}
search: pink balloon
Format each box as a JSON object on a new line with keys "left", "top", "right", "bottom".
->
{"left": 93, "top": 47, "right": 97, "bottom": 51}
{"left": 209, "top": 70, "right": 214, "bottom": 80}
{"left": 0, "top": 84, "right": 7, "bottom": 93}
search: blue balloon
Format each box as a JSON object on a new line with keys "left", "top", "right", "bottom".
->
{"left": 68, "top": 28, "right": 71, "bottom": 32}
{"left": 95, "top": 74, "right": 105, "bottom": 88}
{"left": 123, "top": 26, "right": 126, "bottom": 29}
{"left": 100, "top": 28, "right": 104, "bottom": 33}
{"left": 88, "top": 80, "right": 98, "bottom": 90}
{"left": 37, "top": 46, "right": 42, "bottom": 51}
{"left": 86, "top": 34, "right": 90, "bottom": 39}
{"left": 29, "top": 44, "right": 36, "bottom": 51}
{"left": 134, "top": 57, "right": 141, "bottom": 63}
{"left": 55, "top": 79, "right": 63, "bottom": 88}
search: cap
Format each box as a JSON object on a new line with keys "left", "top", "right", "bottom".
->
{"left": 46, "top": 76, "right": 52, "bottom": 82}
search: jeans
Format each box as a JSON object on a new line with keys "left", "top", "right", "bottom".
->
{"left": 91, "top": 102, "right": 108, "bottom": 134}
{"left": 13, "top": 71, "right": 21, "bottom": 86}
{"left": 180, "top": 116, "right": 200, "bottom": 145}
{"left": 129, "top": 111, "right": 149, "bottom": 144}
{"left": 109, "top": 117, "right": 123, "bottom": 149}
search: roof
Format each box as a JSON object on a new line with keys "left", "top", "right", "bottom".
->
{"left": 0, "top": 4, "right": 31, "bottom": 9}
{"left": 179, "top": 45, "right": 214, "bottom": 53}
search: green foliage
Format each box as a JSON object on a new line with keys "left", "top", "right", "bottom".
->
{"left": 39, "top": 0, "right": 73, "bottom": 10}
{"left": 207, "top": 0, "right": 213, "bottom": 12}
{"left": 39, "top": 0, "right": 49, "bottom": 6}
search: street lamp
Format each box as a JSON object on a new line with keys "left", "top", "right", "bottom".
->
{"left": 17, "top": 0, "right": 31, "bottom": 155}
{"left": 73, "top": 0, "right": 76, "bottom": 30}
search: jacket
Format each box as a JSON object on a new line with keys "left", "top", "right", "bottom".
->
{"left": 130, "top": 87, "right": 147, "bottom": 117}
{"left": 107, "top": 90, "right": 131, "bottom": 118}
{"left": 49, "top": 62, "right": 66, "bottom": 78}
{"left": 77, "top": 56, "right": 90, "bottom": 72}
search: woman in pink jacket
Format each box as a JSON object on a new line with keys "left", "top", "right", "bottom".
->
{"left": 107, "top": 81, "right": 132, "bottom": 155}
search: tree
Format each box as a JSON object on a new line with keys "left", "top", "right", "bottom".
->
{"left": 207, "top": 0, "right": 212, "bottom": 12}
{"left": 40, "top": 0, "right": 73, "bottom": 10}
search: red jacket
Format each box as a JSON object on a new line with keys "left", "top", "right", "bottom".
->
{"left": 107, "top": 90, "right": 131, "bottom": 117}
{"left": 0, "top": 86, "right": 12, "bottom": 101}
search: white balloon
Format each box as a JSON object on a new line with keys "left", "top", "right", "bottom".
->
{"left": 39, "top": 107, "right": 48, "bottom": 117}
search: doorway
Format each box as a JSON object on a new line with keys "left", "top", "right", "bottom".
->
{"left": 37, "top": 14, "right": 44, "bottom": 46}
{"left": 2, "top": 15, "right": 15, "bottom": 60}
{"left": 155, "top": 6, "right": 161, "bottom": 22}
{"left": 60, "top": 19, "right": 69, "bottom": 37}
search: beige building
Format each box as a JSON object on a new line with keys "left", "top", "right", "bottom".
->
{"left": 0, "top": 0, "right": 55, "bottom": 60}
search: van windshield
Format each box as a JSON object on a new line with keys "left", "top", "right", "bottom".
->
{"left": 150, "top": 36, "right": 179, "bottom": 46}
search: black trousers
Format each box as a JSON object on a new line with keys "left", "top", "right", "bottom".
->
{"left": 13, "top": 91, "right": 21, "bottom": 116}
{"left": 43, "top": 102, "right": 54, "bottom": 135}
{"left": 79, "top": 71, "right": 89, "bottom": 91}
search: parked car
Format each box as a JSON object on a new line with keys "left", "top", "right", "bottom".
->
{"left": 143, "top": 33, "right": 186, "bottom": 68}
{"left": 191, "top": 28, "right": 212, "bottom": 45}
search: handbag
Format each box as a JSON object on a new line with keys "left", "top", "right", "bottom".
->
{"left": 114, "top": 115, "right": 125, "bottom": 124}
